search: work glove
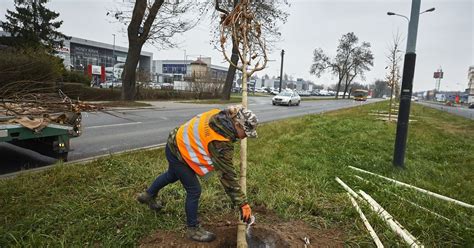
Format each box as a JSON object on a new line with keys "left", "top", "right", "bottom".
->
{"left": 239, "top": 203, "right": 252, "bottom": 224}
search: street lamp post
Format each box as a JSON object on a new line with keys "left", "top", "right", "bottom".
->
{"left": 389, "top": 1, "right": 435, "bottom": 168}
{"left": 279, "top": 49, "right": 285, "bottom": 93}
{"left": 112, "top": 34, "right": 116, "bottom": 81}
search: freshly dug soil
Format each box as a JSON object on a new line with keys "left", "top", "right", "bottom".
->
{"left": 139, "top": 208, "right": 343, "bottom": 247}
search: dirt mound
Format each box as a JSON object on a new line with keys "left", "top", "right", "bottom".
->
{"left": 140, "top": 210, "right": 343, "bottom": 247}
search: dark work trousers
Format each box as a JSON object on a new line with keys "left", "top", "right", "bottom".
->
{"left": 146, "top": 145, "right": 201, "bottom": 227}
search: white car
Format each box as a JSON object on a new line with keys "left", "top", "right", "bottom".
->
{"left": 272, "top": 91, "right": 301, "bottom": 106}
{"left": 254, "top": 88, "right": 266, "bottom": 93}
{"left": 148, "top": 83, "right": 161, "bottom": 89}
{"left": 100, "top": 81, "right": 122, "bottom": 88}
{"left": 270, "top": 90, "right": 280, "bottom": 95}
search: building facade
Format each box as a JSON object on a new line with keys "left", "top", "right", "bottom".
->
{"left": 0, "top": 31, "right": 153, "bottom": 83}
{"left": 58, "top": 37, "right": 152, "bottom": 83}
{"left": 468, "top": 66, "right": 474, "bottom": 104}
{"left": 152, "top": 57, "right": 228, "bottom": 84}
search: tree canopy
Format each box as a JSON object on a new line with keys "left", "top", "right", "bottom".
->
{"left": 214, "top": 0, "right": 289, "bottom": 100}
{"left": 310, "top": 32, "right": 374, "bottom": 98}
{"left": 109, "top": 0, "right": 201, "bottom": 100}
{"left": 1, "top": 0, "right": 66, "bottom": 51}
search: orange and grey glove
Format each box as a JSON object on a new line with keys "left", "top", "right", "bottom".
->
{"left": 239, "top": 203, "right": 252, "bottom": 223}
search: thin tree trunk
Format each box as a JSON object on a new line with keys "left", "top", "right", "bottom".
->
{"left": 389, "top": 80, "right": 395, "bottom": 121}
{"left": 237, "top": 23, "right": 248, "bottom": 248}
{"left": 121, "top": 41, "right": 142, "bottom": 101}
{"left": 335, "top": 78, "right": 342, "bottom": 99}
{"left": 237, "top": 68, "right": 248, "bottom": 248}
{"left": 343, "top": 73, "right": 357, "bottom": 99}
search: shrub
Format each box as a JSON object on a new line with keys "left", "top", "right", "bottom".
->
{"left": 62, "top": 71, "right": 91, "bottom": 85}
{"left": 0, "top": 47, "right": 64, "bottom": 86}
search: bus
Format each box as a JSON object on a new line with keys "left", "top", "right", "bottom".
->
{"left": 353, "top": 89, "right": 368, "bottom": 101}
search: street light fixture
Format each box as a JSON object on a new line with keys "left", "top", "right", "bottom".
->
{"left": 420, "top": 7, "right": 435, "bottom": 14}
{"left": 387, "top": 7, "right": 435, "bottom": 22}
{"left": 387, "top": 12, "right": 410, "bottom": 22}
{"left": 388, "top": 1, "right": 436, "bottom": 168}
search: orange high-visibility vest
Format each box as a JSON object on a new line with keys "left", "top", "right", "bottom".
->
{"left": 176, "top": 109, "right": 230, "bottom": 176}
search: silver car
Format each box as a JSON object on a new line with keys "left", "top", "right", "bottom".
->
{"left": 272, "top": 91, "right": 301, "bottom": 106}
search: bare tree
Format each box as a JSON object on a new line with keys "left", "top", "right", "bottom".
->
{"left": 341, "top": 42, "right": 374, "bottom": 98}
{"left": 218, "top": 0, "right": 268, "bottom": 246}
{"left": 385, "top": 32, "right": 403, "bottom": 121}
{"left": 110, "top": 0, "right": 200, "bottom": 101}
{"left": 370, "top": 79, "right": 391, "bottom": 98}
{"left": 310, "top": 32, "right": 373, "bottom": 99}
{"left": 214, "top": 0, "right": 288, "bottom": 101}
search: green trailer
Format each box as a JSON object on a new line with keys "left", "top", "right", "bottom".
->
{"left": 0, "top": 114, "right": 82, "bottom": 161}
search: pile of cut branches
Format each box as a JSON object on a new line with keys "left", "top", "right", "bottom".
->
{"left": 0, "top": 82, "right": 101, "bottom": 133}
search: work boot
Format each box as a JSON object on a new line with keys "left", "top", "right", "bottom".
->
{"left": 186, "top": 225, "right": 216, "bottom": 242}
{"left": 136, "top": 192, "right": 163, "bottom": 212}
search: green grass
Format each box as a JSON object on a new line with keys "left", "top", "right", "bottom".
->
{"left": 0, "top": 102, "right": 472, "bottom": 247}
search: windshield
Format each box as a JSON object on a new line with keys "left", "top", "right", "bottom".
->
{"left": 278, "top": 92, "right": 292, "bottom": 96}
{"left": 353, "top": 90, "right": 368, "bottom": 97}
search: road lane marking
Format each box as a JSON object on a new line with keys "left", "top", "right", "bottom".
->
{"left": 86, "top": 122, "right": 142, "bottom": 129}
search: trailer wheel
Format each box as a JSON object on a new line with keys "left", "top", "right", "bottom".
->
{"left": 55, "top": 152, "right": 69, "bottom": 162}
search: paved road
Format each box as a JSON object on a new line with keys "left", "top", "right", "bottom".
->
{"left": 1, "top": 97, "right": 381, "bottom": 174}
{"left": 416, "top": 101, "right": 474, "bottom": 120}
{"left": 69, "top": 97, "right": 380, "bottom": 161}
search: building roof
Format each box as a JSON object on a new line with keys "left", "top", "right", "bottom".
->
{"left": 190, "top": 58, "right": 207, "bottom": 66}
{"left": 210, "top": 64, "right": 228, "bottom": 71}
{"left": 0, "top": 31, "right": 153, "bottom": 57}
{"left": 69, "top": 36, "right": 153, "bottom": 57}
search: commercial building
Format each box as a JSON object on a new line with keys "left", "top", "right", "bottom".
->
{"left": 1, "top": 31, "right": 153, "bottom": 84}
{"left": 468, "top": 66, "right": 474, "bottom": 104}
{"left": 58, "top": 36, "right": 152, "bottom": 83}
{"left": 152, "top": 57, "right": 228, "bottom": 84}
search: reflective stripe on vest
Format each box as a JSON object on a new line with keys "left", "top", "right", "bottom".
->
{"left": 176, "top": 109, "right": 230, "bottom": 176}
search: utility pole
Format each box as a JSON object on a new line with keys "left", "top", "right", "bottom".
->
{"left": 435, "top": 67, "right": 443, "bottom": 92}
{"left": 393, "top": 0, "right": 421, "bottom": 168}
{"left": 112, "top": 34, "right": 116, "bottom": 81}
{"left": 279, "top": 49, "right": 285, "bottom": 93}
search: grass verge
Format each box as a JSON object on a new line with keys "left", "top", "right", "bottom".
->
{"left": 0, "top": 102, "right": 472, "bottom": 247}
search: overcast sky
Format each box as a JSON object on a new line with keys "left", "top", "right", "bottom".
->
{"left": 1, "top": 0, "right": 472, "bottom": 91}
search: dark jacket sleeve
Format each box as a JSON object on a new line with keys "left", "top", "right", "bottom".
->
{"left": 208, "top": 140, "right": 247, "bottom": 207}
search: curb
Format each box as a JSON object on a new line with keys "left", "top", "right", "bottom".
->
{"left": 0, "top": 143, "right": 166, "bottom": 179}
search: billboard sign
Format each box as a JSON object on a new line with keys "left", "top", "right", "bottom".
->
{"left": 433, "top": 71, "right": 444, "bottom": 79}
{"left": 91, "top": 65, "right": 102, "bottom": 75}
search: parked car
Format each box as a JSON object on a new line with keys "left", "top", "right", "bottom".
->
{"left": 272, "top": 91, "right": 301, "bottom": 106}
{"left": 270, "top": 90, "right": 280, "bottom": 95}
{"left": 254, "top": 88, "right": 266, "bottom": 93}
{"left": 298, "top": 90, "right": 311, "bottom": 97}
{"left": 100, "top": 80, "right": 122, "bottom": 88}
{"left": 148, "top": 83, "right": 161, "bottom": 89}
{"left": 161, "top": 83, "right": 174, "bottom": 90}
{"left": 468, "top": 103, "right": 474, "bottom": 109}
